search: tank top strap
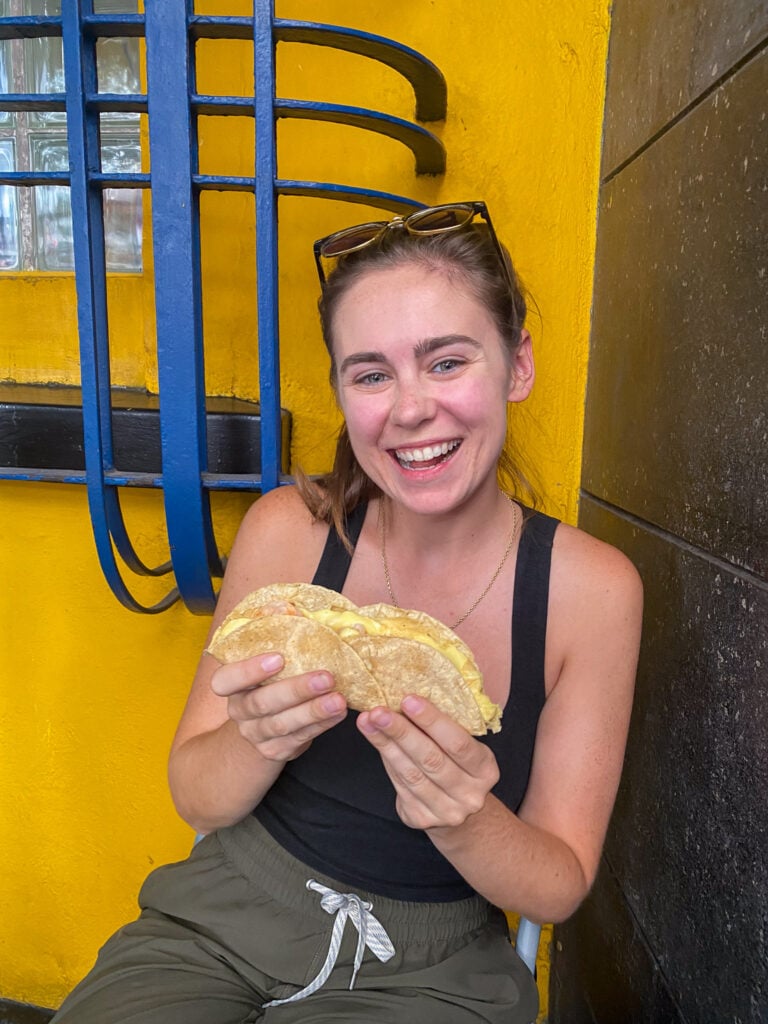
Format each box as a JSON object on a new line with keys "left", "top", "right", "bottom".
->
{"left": 311, "top": 501, "right": 368, "bottom": 592}
{"left": 509, "top": 508, "right": 559, "bottom": 726}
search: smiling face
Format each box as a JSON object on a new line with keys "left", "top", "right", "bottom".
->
{"left": 330, "top": 263, "right": 533, "bottom": 518}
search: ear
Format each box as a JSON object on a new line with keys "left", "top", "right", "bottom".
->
{"left": 507, "top": 329, "right": 535, "bottom": 403}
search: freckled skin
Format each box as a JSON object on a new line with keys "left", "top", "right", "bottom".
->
{"left": 331, "top": 264, "right": 530, "bottom": 519}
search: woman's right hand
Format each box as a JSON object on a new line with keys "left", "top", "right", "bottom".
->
{"left": 210, "top": 653, "right": 348, "bottom": 763}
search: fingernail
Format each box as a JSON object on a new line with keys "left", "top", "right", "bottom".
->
{"left": 310, "top": 673, "right": 333, "bottom": 693}
{"left": 321, "top": 693, "right": 345, "bottom": 714}
{"left": 260, "top": 653, "right": 283, "bottom": 672}
{"left": 402, "top": 695, "right": 425, "bottom": 714}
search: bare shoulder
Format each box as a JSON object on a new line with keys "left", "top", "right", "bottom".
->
{"left": 551, "top": 520, "right": 643, "bottom": 605}
{"left": 213, "top": 485, "right": 329, "bottom": 624}
{"left": 548, "top": 522, "right": 644, "bottom": 661}
{"left": 234, "top": 484, "right": 319, "bottom": 547}
{"left": 520, "top": 522, "right": 644, "bottom": 889}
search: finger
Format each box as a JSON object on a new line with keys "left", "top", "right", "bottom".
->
{"left": 357, "top": 708, "right": 458, "bottom": 789}
{"left": 262, "top": 694, "right": 347, "bottom": 739}
{"left": 358, "top": 699, "right": 466, "bottom": 775}
{"left": 244, "top": 698, "right": 349, "bottom": 763}
{"left": 359, "top": 701, "right": 498, "bottom": 798}
{"left": 210, "top": 653, "right": 284, "bottom": 696}
{"left": 399, "top": 695, "right": 497, "bottom": 778}
{"left": 358, "top": 710, "right": 463, "bottom": 827}
{"left": 357, "top": 704, "right": 437, "bottom": 757}
{"left": 229, "top": 671, "right": 344, "bottom": 722}
{"left": 358, "top": 708, "right": 498, "bottom": 830}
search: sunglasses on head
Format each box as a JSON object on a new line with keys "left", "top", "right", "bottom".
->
{"left": 313, "top": 201, "right": 512, "bottom": 293}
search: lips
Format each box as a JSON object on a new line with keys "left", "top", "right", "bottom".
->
{"left": 392, "top": 439, "right": 462, "bottom": 469}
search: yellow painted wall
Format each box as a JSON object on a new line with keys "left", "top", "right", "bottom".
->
{"left": 0, "top": 1, "right": 610, "bottom": 1015}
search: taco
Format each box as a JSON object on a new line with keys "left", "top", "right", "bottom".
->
{"left": 207, "top": 582, "right": 502, "bottom": 735}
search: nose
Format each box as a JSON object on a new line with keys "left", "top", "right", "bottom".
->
{"left": 390, "top": 378, "right": 436, "bottom": 428}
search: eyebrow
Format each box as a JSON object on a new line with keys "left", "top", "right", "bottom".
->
{"left": 413, "top": 334, "right": 482, "bottom": 358}
{"left": 338, "top": 335, "right": 481, "bottom": 376}
{"left": 338, "top": 351, "right": 387, "bottom": 375}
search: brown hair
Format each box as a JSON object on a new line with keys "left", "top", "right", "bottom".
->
{"left": 296, "top": 222, "right": 538, "bottom": 545}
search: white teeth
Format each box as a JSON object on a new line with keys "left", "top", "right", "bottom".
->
{"left": 395, "top": 440, "right": 460, "bottom": 464}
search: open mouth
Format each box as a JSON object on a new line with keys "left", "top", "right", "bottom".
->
{"left": 392, "top": 439, "right": 462, "bottom": 470}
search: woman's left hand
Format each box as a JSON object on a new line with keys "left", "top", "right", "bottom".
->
{"left": 357, "top": 695, "right": 500, "bottom": 831}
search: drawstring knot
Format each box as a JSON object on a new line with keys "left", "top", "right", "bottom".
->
{"left": 263, "top": 879, "right": 396, "bottom": 1007}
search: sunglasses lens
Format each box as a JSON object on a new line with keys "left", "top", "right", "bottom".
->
{"left": 407, "top": 204, "right": 475, "bottom": 234}
{"left": 320, "top": 222, "right": 387, "bottom": 258}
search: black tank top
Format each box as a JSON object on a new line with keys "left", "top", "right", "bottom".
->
{"left": 254, "top": 503, "right": 558, "bottom": 902}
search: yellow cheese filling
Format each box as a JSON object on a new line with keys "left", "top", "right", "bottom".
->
{"left": 308, "top": 607, "right": 496, "bottom": 722}
{"left": 216, "top": 602, "right": 498, "bottom": 727}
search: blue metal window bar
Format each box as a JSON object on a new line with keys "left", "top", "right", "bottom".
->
{"left": 0, "top": 0, "right": 446, "bottom": 614}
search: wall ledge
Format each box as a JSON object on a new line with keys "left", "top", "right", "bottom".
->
{"left": 0, "top": 382, "right": 291, "bottom": 479}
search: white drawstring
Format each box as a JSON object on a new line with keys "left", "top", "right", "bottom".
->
{"left": 263, "top": 879, "right": 396, "bottom": 1007}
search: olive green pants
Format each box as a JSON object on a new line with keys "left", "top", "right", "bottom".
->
{"left": 52, "top": 816, "right": 538, "bottom": 1023}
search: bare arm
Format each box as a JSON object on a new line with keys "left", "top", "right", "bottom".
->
{"left": 167, "top": 487, "right": 348, "bottom": 834}
{"left": 357, "top": 528, "right": 643, "bottom": 922}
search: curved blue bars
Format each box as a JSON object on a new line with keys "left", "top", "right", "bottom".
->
{"left": 273, "top": 19, "right": 447, "bottom": 123}
{"left": 61, "top": 0, "right": 178, "bottom": 614}
{"left": 0, "top": 2, "right": 446, "bottom": 614}
{"left": 187, "top": 16, "right": 447, "bottom": 124}
{"left": 144, "top": 1, "right": 221, "bottom": 613}
{"left": 275, "top": 100, "right": 445, "bottom": 176}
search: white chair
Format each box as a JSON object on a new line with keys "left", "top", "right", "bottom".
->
{"left": 514, "top": 917, "right": 541, "bottom": 975}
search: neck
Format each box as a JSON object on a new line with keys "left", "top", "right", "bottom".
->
{"left": 377, "top": 487, "right": 521, "bottom": 627}
{"left": 379, "top": 485, "right": 512, "bottom": 554}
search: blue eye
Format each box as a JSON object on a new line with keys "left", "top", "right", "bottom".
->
{"left": 356, "top": 370, "right": 389, "bottom": 386}
{"left": 432, "top": 357, "right": 463, "bottom": 374}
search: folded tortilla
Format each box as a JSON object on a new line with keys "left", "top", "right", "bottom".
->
{"left": 207, "top": 582, "right": 501, "bottom": 735}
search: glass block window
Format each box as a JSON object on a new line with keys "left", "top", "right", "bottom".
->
{"left": 0, "top": 138, "right": 19, "bottom": 268}
{"left": 0, "top": 0, "right": 142, "bottom": 271}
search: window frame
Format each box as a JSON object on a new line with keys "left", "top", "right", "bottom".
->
{"left": 0, "top": 0, "right": 142, "bottom": 273}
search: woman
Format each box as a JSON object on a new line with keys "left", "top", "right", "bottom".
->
{"left": 52, "top": 203, "right": 642, "bottom": 1023}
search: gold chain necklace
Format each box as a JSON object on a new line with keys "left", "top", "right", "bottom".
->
{"left": 380, "top": 495, "right": 521, "bottom": 630}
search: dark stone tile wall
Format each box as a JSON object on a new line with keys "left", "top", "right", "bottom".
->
{"left": 582, "top": 51, "right": 767, "bottom": 576}
{"left": 553, "top": 2, "right": 768, "bottom": 1022}
{"left": 553, "top": 499, "right": 767, "bottom": 1023}
{"left": 601, "top": 0, "right": 768, "bottom": 172}
{"left": 553, "top": 855, "right": 686, "bottom": 1024}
